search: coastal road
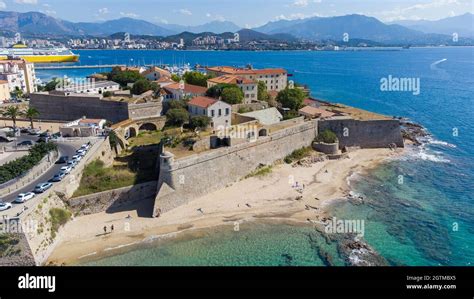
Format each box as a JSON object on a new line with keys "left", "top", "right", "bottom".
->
{"left": 1, "top": 135, "right": 81, "bottom": 204}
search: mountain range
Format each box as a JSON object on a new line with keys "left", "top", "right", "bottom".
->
{"left": 0, "top": 10, "right": 472, "bottom": 45}
{"left": 390, "top": 13, "right": 474, "bottom": 37}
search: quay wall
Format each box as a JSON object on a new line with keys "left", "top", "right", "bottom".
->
{"left": 318, "top": 119, "right": 404, "bottom": 149}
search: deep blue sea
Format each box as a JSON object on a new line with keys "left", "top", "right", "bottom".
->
{"left": 38, "top": 48, "right": 474, "bottom": 266}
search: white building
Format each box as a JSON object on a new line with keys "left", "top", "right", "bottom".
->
{"left": 56, "top": 80, "right": 120, "bottom": 95}
{"left": 0, "top": 59, "right": 37, "bottom": 94}
{"left": 187, "top": 96, "right": 232, "bottom": 130}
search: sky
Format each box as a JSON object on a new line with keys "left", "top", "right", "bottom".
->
{"left": 0, "top": 0, "right": 473, "bottom": 27}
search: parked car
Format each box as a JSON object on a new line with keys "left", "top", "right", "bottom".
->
{"left": 34, "top": 182, "right": 53, "bottom": 193}
{"left": 20, "top": 128, "right": 29, "bottom": 134}
{"left": 0, "top": 202, "right": 12, "bottom": 211}
{"left": 17, "top": 140, "right": 33, "bottom": 147}
{"left": 60, "top": 165, "right": 72, "bottom": 174}
{"left": 39, "top": 132, "right": 51, "bottom": 138}
{"left": 67, "top": 160, "right": 77, "bottom": 168}
{"left": 37, "top": 137, "right": 49, "bottom": 143}
{"left": 81, "top": 143, "right": 91, "bottom": 151}
{"left": 76, "top": 149, "right": 86, "bottom": 157}
{"left": 14, "top": 192, "right": 35, "bottom": 203}
{"left": 72, "top": 155, "right": 82, "bottom": 162}
{"left": 57, "top": 156, "right": 69, "bottom": 164}
{"left": 28, "top": 129, "right": 41, "bottom": 135}
{"left": 51, "top": 172, "right": 66, "bottom": 182}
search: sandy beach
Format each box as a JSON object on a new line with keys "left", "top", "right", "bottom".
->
{"left": 46, "top": 148, "right": 403, "bottom": 265}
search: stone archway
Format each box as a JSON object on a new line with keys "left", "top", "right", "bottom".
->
{"left": 258, "top": 128, "right": 268, "bottom": 137}
{"left": 127, "top": 127, "right": 137, "bottom": 139}
{"left": 139, "top": 123, "right": 158, "bottom": 132}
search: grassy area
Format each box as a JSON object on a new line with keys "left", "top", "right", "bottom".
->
{"left": 72, "top": 160, "right": 137, "bottom": 197}
{"left": 245, "top": 165, "right": 273, "bottom": 179}
{"left": 128, "top": 130, "right": 162, "bottom": 148}
{"left": 284, "top": 147, "right": 313, "bottom": 164}
{"left": 0, "top": 233, "right": 20, "bottom": 257}
{"left": 49, "top": 208, "right": 72, "bottom": 239}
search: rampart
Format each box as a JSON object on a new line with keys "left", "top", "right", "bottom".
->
{"left": 318, "top": 118, "right": 404, "bottom": 149}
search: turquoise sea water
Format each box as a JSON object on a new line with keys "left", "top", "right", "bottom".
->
{"left": 40, "top": 48, "right": 474, "bottom": 266}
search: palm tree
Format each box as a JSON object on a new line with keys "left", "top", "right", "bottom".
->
{"left": 2, "top": 106, "right": 21, "bottom": 130}
{"left": 24, "top": 107, "right": 40, "bottom": 129}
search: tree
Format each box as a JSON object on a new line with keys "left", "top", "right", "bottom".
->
{"left": 44, "top": 78, "right": 63, "bottom": 91}
{"left": 166, "top": 108, "right": 189, "bottom": 128}
{"left": 315, "top": 129, "right": 338, "bottom": 144}
{"left": 183, "top": 71, "right": 213, "bottom": 87}
{"left": 276, "top": 88, "right": 305, "bottom": 111}
{"left": 171, "top": 74, "right": 181, "bottom": 82}
{"left": 11, "top": 87, "right": 24, "bottom": 99}
{"left": 206, "top": 83, "right": 234, "bottom": 98}
{"left": 167, "top": 99, "right": 187, "bottom": 110}
{"left": 2, "top": 106, "right": 21, "bottom": 129}
{"left": 131, "top": 79, "right": 159, "bottom": 95}
{"left": 221, "top": 86, "right": 244, "bottom": 104}
{"left": 24, "top": 107, "right": 40, "bottom": 129}
{"left": 108, "top": 67, "right": 143, "bottom": 87}
{"left": 190, "top": 115, "right": 211, "bottom": 129}
{"left": 102, "top": 91, "right": 113, "bottom": 97}
{"left": 257, "top": 81, "right": 270, "bottom": 102}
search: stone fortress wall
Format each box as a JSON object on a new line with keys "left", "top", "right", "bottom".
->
{"left": 318, "top": 118, "right": 404, "bottom": 149}
{"left": 30, "top": 92, "right": 162, "bottom": 123}
{"left": 153, "top": 117, "right": 405, "bottom": 215}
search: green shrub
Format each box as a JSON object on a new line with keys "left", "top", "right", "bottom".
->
{"left": 284, "top": 147, "right": 313, "bottom": 164}
{"left": 189, "top": 115, "right": 211, "bottom": 129}
{"left": 0, "top": 142, "right": 57, "bottom": 184}
{"left": 315, "top": 129, "right": 338, "bottom": 144}
{"left": 49, "top": 208, "right": 72, "bottom": 237}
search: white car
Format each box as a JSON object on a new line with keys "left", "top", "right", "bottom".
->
{"left": 60, "top": 165, "right": 72, "bottom": 174}
{"left": 14, "top": 192, "right": 35, "bottom": 203}
{"left": 76, "top": 149, "right": 86, "bottom": 157}
{"left": 72, "top": 155, "right": 82, "bottom": 162}
{"left": 81, "top": 143, "right": 91, "bottom": 151}
{"left": 0, "top": 202, "right": 12, "bottom": 211}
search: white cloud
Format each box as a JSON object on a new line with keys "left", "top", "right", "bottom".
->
{"left": 177, "top": 8, "right": 192, "bottom": 16}
{"left": 40, "top": 9, "right": 56, "bottom": 15}
{"left": 376, "top": 0, "right": 464, "bottom": 21}
{"left": 14, "top": 0, "right": 38, "bottom": 4}
{"left": 275, "top": 12, "right": 320, "bottom": 21}
{"left": 120, "top": 12, "right": 139, "bottom": 18}
{"left": 293, "top": 0, "right": 321, "bottom": 7}
{"left": 0, "top": 1, "right": 6, "bottom": 9}
{"left": 98, "top": 8, "right": 109, "bottom": 15}
{"left": 293, "top": 0, "right": 309, "bottom": 7}
{"left": 205, "top": 13, "right": 225, "bottom": 21}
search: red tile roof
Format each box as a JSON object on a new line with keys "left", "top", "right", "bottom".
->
{"left": 208, "top": 75, "right": 256, "bottom": 85}
{"left": 164, "top": 82, "right": 207, "bottom": 94}
{"left": 207, "top": 66, "right": 287, "bottom": 76}
{"left": 187, "top": 96, "right": 218, "bottom": 108}
{"left": 298, "top": 106, "right": 335, "bottom": 118}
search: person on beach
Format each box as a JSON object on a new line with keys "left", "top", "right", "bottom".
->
{"left": 111, "top": 225, "right": 114, "bottom": 232}
{"left": 103, "top": 226, "right": 107, "bottom": 234}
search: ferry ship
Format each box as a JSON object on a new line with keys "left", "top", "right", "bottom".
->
{"left": 0, "top": 44, "right": 79, "bottom": 63}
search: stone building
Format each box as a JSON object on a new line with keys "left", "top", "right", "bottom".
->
{"left": 207, "top": 75, "right": 258, "bottom": 104}
{"left": 206, "top": 66, "right": 288, "bottom": 92}
{"left": 187, "top": 96, "right": 232, "bottom": 129}
{"left": 30, "top": 91, "right": 162, "bottom": 123}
